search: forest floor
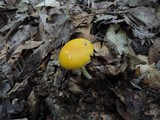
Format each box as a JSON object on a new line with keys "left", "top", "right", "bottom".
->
{"left": 0, "top": 0, "right": 160, "bottom": 120}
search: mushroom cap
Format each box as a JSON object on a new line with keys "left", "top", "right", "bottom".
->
{"left": 59, "top": 38, "right": 94, "bottom": 70}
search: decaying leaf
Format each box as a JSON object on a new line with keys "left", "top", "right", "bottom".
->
{"left": 149, "top": 38, "right": 160, "bottom": 64}
{"left": 93, "top": 38, "right": 128, "bottom": 76}
{"left": 0, "top": 1, "right": 5, "bottom": 7}
{"left": 105, "top": 24, "right": 130, "bottom": 55}
{"left": 94, "top": 42, "right": 112, "bottom": 62}
{"left": 39, "top": 13, "right": 54, "bottom": 35}
{"left": 93, "top": 1, "right": 115, "bottom": 10}
{"left": 0, "top": 81, "right": 11, "bottom": 98}
{"left": 5, "top": 0, "right": 16, "bottom": 5}
{"left": 0, "top": 45, "right": 8, "bottom": 60}
{"left": 129, "top": 7, "right": 160, "bottom": 28}
{"left": 0, "top": 0, "right": 160, "bottom": 120}
{"left": 136, "top": 63, "right": 160, "bottom": 89}
{"left": 71, "top": 11, "right": 94, "bottom": 41}
{"left": 124, "top": 7, "right": 160, "bottom": 39}
{"left": 8, "top": 40, "right": 43, "bottom": 65}
{"left": 36, "top": 0, "right": 60, "bottom": 8}
{"left": 94, "top": 14, "right": 118, "bottom": 23}
{"left": 129, "top": 54, "right": 148, "bottom": 70}
{"left": 51, "top": 13, "right": 73, "bottom": 48}
{"left": 68, "top": 81, "right": 84, "bottom": 95}
{"left": 94, "top": 42, "right": 119, "bottom": 64}
{"left": 115, "top": 0, "right": 158, "bottom": 7}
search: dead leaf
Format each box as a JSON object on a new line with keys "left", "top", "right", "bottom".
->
{"left": 36, "top": 0, "right": 60, "bottom": 8}
{"left": 129, "top": 54, "right": 148, "bottom": 70}
{"left": 68, "top": 81, "right": 84, "bottom": 95}
{"left": 93, "top": 42, "right": 119, "bottom": 64}
{"left": 39, "top": 13, "right": 54, "bottom": 35}
{"left": 4, "top": 80, "right": 28, "bottom": 99}
{"left": 129, "top": 7, "right": 160, "bottom": 28}
{"left": 124, "top": 7, "right": 160, "bottom": 39}
{"left": 94, "top": 42, "right": 110, "bottom": 58}
{"left": 149, "top": 39, "right": 160, "bottom": 64}
{"left": 71, "top": 11, "right": 94, "bottom": 41}
{"left": 0, "top": 45, "right": 8, "bottom": 60}
{"left": 5, "top": 0, "right": 16, "bottom": 5}
{"left": 105, "top": 24, "right": 130, "bottom": 55}
{"left": 93, "top": 1, "right": 115, "bottom": 10}
{"left": 8, "top": 40, "right": 43, "bottom": 65}
{"left": 51, "top": 13, "right": 73, "bottom": 48}
{"left": 107, "top": 61, "right": 128, "bottom": 76}
{"left": 136, "top": 64, "right": 160, "bottom": 89}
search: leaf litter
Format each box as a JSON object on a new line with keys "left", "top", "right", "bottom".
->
{"left": 0, "top": 0, "right": 160, "bottom": 120}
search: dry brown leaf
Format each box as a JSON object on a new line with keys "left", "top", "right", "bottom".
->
{"left": 71, "top": 11, "right": 94, "bottom": 41}
{"left": 71, "top": 12, "right": 93, "bottom": 27}
{"left": 92, "top": 1, "right": 115, "bottom": 10}
{"left": 93, "top": 40, "right": 128, "bottom": 76}
{"left": 136, "top": 64, "right": 160, "bottom": 89}
{"left": 76, "top": 26, "right": 95, "bottom": 41}
{"left": 8, "top": 40, "right": 43, "bottom": 65}
{"left": 0, "top": 45, "right": 9, "bottom": 60}
{"left": 107, "top": 61, "right": 128, "bottom": 76}
{"left": 129, "top": 54, "right": 148, "bottom": 70}
{"left": 149, "top": 39, "right": 160, "bottom": 64}
{"left": 68, "top": 81, "right": 84, "bottom": 95}
{"left": 94, "top": 42, "right": 110, "bottom": 57}
{"left": 129, "top": 7, "right": 160, "bottom": 28}
{"left": 39, "top": 13, "right": 54, "bottom": 35}
{"left": 93, "top": 42, "right": 120, "bottom": 64}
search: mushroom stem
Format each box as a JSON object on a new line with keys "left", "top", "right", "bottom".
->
{"left": 81, "top": 66, "right": 92, "bottom": 79}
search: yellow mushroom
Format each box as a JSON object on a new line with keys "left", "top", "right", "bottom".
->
{"left": 59, "top": 38, "right": 94, "bottom": 79}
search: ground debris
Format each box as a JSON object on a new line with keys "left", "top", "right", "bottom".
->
{"left": 0, "top": 0, "right": 160, "bottom": 120}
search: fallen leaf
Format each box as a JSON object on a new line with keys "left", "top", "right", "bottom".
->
{"left": 93, "top": 42, "right": 119, "bottom": 64}
{"left": 68, "top": 81, "right": 84, "bottom": 95}
{"left": 8, "top": 40, "right": 43, "bottom": 65}
{"left": 39, "top": 13, "right": 54, "bottom": 35}
{"left": 149, "top": 38, "right": 160, "bottom": 64}
{"left": 105, "top": 24, "right": 130, "bottom": 55}
{"left": 36, "top": 0, "right": 60, "bottom": 8}
{"left": 124, "top": 7, "right": 160, "bottom": 39}
{"left": 94, "top": 42, "right": 110, "bottom": 58}
{"left": 136, "top": 64, "right": 160, "bottom": 89}
{"left": 94, "top": 14, "right": 118, "bottom": 22}
{"left": 129, "top": 7, "right": 160, "bottom": 28}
